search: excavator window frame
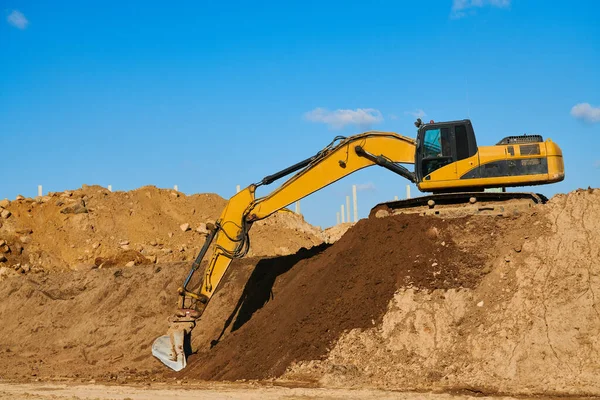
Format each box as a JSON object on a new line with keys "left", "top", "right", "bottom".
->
{"left": 415, "top": 119, "right": 478, "bottom": 182}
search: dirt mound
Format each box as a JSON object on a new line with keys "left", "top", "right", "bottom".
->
{"left": 0, "top": 185, "right": 325, "bottom": 273}
{"left": 180, "top": 213, "right": 490, "bottom": 381}
{"left": 284, "top": 188, "right": 600, "bottom": 395}
{"left": 1, "top": 188, "right": 599, "bottom": 397}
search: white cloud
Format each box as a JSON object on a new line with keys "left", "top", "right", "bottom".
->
{"left": 571, "top": 103, "right": 600, "bottom": 123}
{"left": 7, "top": 10, "right": 29, "bottom": 29}
{"left": 355, "top": 182, "right": 376, "bottom": 192}
{"left": 451, "top": 0, "right": 511, "bottom": 18}
{"left": 404, "top": 109, "right": 427, "bottom": 119}
{"left": 304, "top": 108, "right": 384, "bottom": 130}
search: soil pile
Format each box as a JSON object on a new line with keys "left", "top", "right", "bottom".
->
{"left": 284, "top": 188, "right": 600, "bottom": 395}
{"left": 1, "top": 188, "right": 599, "bottom": 397}
{"left": 0, "top": 185, "right": 325, "bottom": 274}
{"left": 180, "top": 213, "right": 490, "bottom": 380}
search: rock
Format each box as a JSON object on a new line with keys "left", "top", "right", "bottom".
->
{"left": 180, "top": 223, "right": 191, "bottom": 232}
{"left": 149, "top": 240, "right": 158, "bottom": 246}
{"left": 0, "top": 255, "right": 6, "bottom": 262}
{"left": 92, "top": 242, "right": 100, "bottom": 249}
{"left": 477, "top": 300, "right": 484, "bottom": 307}
{"left": 431, "top": 262, "right": 438, "bottom": 267}
{"left": 168, "top": 232, "right": 173, "bottom": 238}
{"left": 170, "top": 192, "right": 179, "bottom": 198}
{"left": 41, "top": 196, "right": 51, "bottom": 203}
{"left": 196, "top": 223, "right": 208, "bottom": 234}
{"left": 55, "top": 200, "right": 65, "bottom": 207}
{"left": 0, "top": 199, "right": 9, "bottom": 208}
{"left": 16, "top": 228, "right": 33, "bottom": 235}
{"left": 15, "top": 195, "right": 25, "bottom": 201}
{"left": 125, "top": 261, "right": 135, "bottom": 267}
{"left": 14, "top": 244, "right": 23, "bottom": 254}
{"left": 146, "top": 255, "right": 157, "bottom": 264}
{"left": 60, "top": 202, "right": 88, "bottom": 214}
{"left": 375, "top": 209, "right": 390, "bottom": 218}
{"left": 0, "top": 245, "right": 10, "bottom": 254}
{"left": 120, "top": 245, "right": 130, "bottom": 251}
{"left": 21, "top": 264, "right": 30, "bottom": 273}
{"left": 513, "top": 245, "right": 522, "bottom": 253}
{"left": 162, "top": 248, "right": 173, "bottom": 254}
{"left": 119, "top": 240, "right": 130, "bottom": 246}
{"left": 0, "top": 240, "right": 5, "bottom": 247}
{"left": 425, "top": 227, "right": 440, "bottom": 239}
{"left": 1, "top": 209, "right": 11, "bottom": 219}
{"left": 20, "top": 236, "right": 31, "bottom": 244}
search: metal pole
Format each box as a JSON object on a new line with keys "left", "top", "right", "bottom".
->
{"left": 346, "top": 196, "right": 350, "bottom": 223}
{"left": 336, "top": 212, "right": 340, "bottom": 225}
{"left": 352, "top": 185, "right": 358, "bottom": 222}
{"left": 406, "top": 185, "right": 411, "bottom": 199}
{"left": 236, "top": 185, "right": 241, "bottom": 193}
{"left": 295, "top": 201, "right": 301, "bottom": 214}
{"left": 37, "top": 185, "right": 42, "bottom": 197}
{"left": 341, "top": 204, "right": 345, "bottom": 223}
{"left": 108, "top": 185, "right": 112, "bottom": 192}
{"left": 174, "top": 185, "right": 179, "bottom": 191}
{"left": 394, "top": 195, "right": 399, "bottom": 200}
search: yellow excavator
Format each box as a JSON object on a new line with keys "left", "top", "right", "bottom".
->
{"left": 152, "top": 118, "right": 564, "bottom": 371}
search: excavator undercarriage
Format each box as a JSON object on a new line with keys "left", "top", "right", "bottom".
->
{"left": 371, "top": 191, "right": 547, "bottom": 219}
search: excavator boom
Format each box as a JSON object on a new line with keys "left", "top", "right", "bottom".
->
{"left": 152, "top": 131, "right": 416, "bottom": 370}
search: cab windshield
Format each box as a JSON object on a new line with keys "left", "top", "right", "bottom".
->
{"left": 423, "top": 128, "right": 442, "bottom": 158}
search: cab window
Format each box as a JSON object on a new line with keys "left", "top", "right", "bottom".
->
{"left": 423, "top": 128, "right": 441, "bottom": 158}
{"left": 422, "top": 127, "right": 452, "bottom": 176}
{"left": 423, "top": 128, "right": 451, "bottom": 158}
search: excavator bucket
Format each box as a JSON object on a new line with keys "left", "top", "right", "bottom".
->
{"left": 151, "top": 330, "right": 187, "bottom": 371}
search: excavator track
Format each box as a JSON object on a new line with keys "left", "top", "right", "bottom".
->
{"left": 371, "top": 191, "right": 548, "bottom": 219}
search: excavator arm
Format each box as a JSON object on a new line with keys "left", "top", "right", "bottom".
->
{"left": 152, "top": 131, "right": 416, "bottom": 371}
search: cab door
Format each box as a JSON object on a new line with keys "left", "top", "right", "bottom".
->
{"left": 419, "top": 125, "right": 457, "bottom": 181}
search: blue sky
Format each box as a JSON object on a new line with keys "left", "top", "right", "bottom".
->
{"left": 1, "top": 0, "right": 599, "bottom": 228}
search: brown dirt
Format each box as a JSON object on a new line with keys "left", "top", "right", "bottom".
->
{"left": 0, "top": 185, "right": 325, "bottom": 274}
{"left": 180, "top": 213, "right": 490, "bottom": 381}
{"left": 285, "top": 189, "right": 600, "bottom": 396}
{"left": 0, "top": 188, "right": 599, "bottom": 397}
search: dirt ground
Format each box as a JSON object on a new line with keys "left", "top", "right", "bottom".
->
{"left": 0, "top": 186, "right": 599, "bottom": 397}
{"left": 0, "top": 382, "right": 581, "bottom": 400}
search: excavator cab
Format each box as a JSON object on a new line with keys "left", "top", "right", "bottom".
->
{"left": 415, "top": 119, "right": 478, "bottom": 183}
